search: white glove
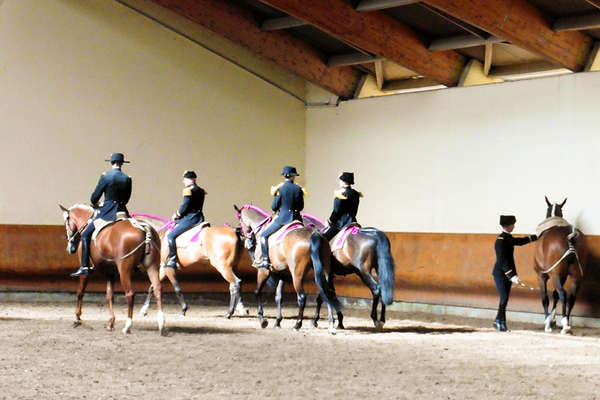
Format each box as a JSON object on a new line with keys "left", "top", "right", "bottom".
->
{"left": 510, "top": 275, "right": 521, "bottom": 285}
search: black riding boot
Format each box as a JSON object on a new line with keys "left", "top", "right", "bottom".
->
{"left": 71, "top": 237, "right": 91, "bottom": 277}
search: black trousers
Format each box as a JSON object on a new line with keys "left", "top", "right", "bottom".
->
{"left": 493, "top": 273, "right": 512, "bottom": 321}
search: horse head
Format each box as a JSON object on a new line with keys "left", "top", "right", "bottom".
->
{"left": 545, "top": 196, "right": 567, "bottom": 218}
{"left": 59, "top": 204, "right": 93, "bottom": 254}
{"left": 233, "top": 204, "right": 271, "bottom": 237}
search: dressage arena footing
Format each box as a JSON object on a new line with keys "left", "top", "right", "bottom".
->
{"left": 2, "top": 290, "right": 600, "bottom": 328}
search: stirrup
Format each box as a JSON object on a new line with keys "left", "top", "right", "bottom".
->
{"left": 252, "top": 258, "right": 270, "bottom": 270}
{"left": 166, "top": 256, "right": 179, "bottom": 269}
{"left": 71, "top": 266, "right": 90, "bottom": 278}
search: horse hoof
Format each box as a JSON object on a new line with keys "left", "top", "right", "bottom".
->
{"left": 139, "top": 305, "right": 149, "bottom": 317}
{"left": 544, "top": 326, "right": 552, "bottom": 333}
{"left": 72, "top": 320, "right": 82, "bottom": 328}
{"left": 260, "top": 320, "right": 268, "bottom": 329}
{"left": 328, "top": 325, "right": 337, "bottom": 335}
{"left": 274, "top": 324, "right": 281, "bottom": 329}
{"left": 106, "top": 325, "right": 115, "bottom": 331}
{"left": 181, "top": 306, "right": 188, "bottom": 317}
{"left": 561, "top": 326, "right": 572, "bottom": 335}
{"left": 224, "top": 312, "right": 232, "bottom": 319}
{"left": 312, "top": 320, "right": 318, "bottom": 328}
{"left": 375, "top": 321, "right": 384, "bottom": 331}
{"left": 122, "top": 328, "right": 131, "bottom": 334}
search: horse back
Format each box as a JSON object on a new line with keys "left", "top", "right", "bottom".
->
{"left": 94, "top": 220, "right": 148, "bottom": 260}
{"left": 535, "top": 226, "right": 586, "bottom": 277}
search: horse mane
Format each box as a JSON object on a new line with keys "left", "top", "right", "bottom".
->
{"left": 70, "top": 203, "right": 94, "bottom": 212}
{"left": 301, "top": 212, "right": 326, "bottom": 229}
{"left": 241, "top": 204, "right": 270, "bottom": 218}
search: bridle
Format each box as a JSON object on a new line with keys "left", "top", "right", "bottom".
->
{"left": 235, "top": 205, "right": 271, "bottom": 239}
{"left": 63, "top": 211, "right": 88, "bottom": 244}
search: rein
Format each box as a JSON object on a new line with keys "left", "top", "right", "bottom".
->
{"left": 538, "top": 244, "right": 583, "bottom": 276}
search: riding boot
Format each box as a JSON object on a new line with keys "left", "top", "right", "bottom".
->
{"left": 166, "top": 255, "right": 179, "bottom": 269}
{"left": 166, "top": 234, "right": 179, "bottom": 269}
{"left": 254, "top": 236, "right": 270, "bottom": 270}
{"left": 71, "top": 237, "right": 91, "bottom": 277}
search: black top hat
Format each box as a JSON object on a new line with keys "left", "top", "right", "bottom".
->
{"left": 499, "top": 215, "right": 516, "bottom": 226}
{"left": 281, "top": 165, "right": 299, "bottom": 177}
{"left": 183, "top": 170, "right": 197, "bottom": 179}
{"left": 339, "top": 172, "right": 354, "bottom": 185}
{"left": 105, "top": 153, "right": 130, "bottom": 164}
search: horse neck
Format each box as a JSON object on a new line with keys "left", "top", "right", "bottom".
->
{"left": 71, "top": 206, "right": 93, "bottom": 230}
{"left": 243, "top": 208, "right": 270, "bottom": 231}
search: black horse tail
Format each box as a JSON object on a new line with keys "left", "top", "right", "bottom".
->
{"left": 369, "top": 229, "right": 395, "bottom": 306}
{"left": 310, "top": 232, "right": 341, "bottom": 311}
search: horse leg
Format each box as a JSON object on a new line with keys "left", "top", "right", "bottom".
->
{"left": 147, "top": 263, "right": 165, "bottom": 335}
{"left": 356, "top": 269, "right": 381, "bottom": 329}
{"left": 566, "top": 280, "right": 580, "bottom": 331}
{"left": 213, "top": 263, "right": 245, "bottom": 318}
{"left": 552, "top": 274, "right": 570, "bottom": 334}
{"left": 118, "top": 262, "right": 135, "bottom": 334}
{"left": 139, "top": 285, "right": 154, "bottom": 317}
{"left": 73, "top": 275, "right": 89, "bottom": 327}
{"left": 255, "top": 268, "right": 270, "bottom": 328}
{"left": 164, "top": 267, "right": 187, "bottom": 316}
{"left": 538, "top": 274, "right": 551, "bottom": 332}
{"left": 329, "top": 277, "right": 344, "bottom": 330}
{"left": 106, "top": 277, "right": 116, "bottom": 331}
{"left": 312, "top": 294, "right": 323, "bottom": 328}
{"left": 274, "top": 278, "right": 284, "bottom": 329}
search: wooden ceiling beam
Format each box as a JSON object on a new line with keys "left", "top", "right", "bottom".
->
{"left": 258, "top": 0, "right": 465, "bottom": 86}
{"left": 355, "top": 0, "right": 420, "bottom": 12}
{"left": 149, "top": 0, "right": 361, "bottom": 98}
{"left": 327, "top": 53, "right": 381, "bottom": 67}
{"left": 585, "top": 0, "right": 600, "bottom": 10}
{"left": 421, "top": 0, "right": 593, "bottom": 71}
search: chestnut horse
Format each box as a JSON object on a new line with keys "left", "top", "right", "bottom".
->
{"left": 134, "top": 213, "right": 248, "bottom": 319}
{"left": 59, "top": 204, "right": 165, "bottom": 334}
{"left": 302, "top": 217, "right": 395, "bottom": 330}
{"left": 234, "top": 205, "right": 342, "bottom": 333}
{"left": 534, "top": 197, "right": 587, "bottom": 334}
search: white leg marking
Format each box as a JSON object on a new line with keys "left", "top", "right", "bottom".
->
{"left": 139, "top": 303, "right": 149, "bottom": 317}
{"left": 122, "top": 317, "right": 132, "bottom": 334}
{"left": 157, "top": 310, "right": 165, "bottom": 333}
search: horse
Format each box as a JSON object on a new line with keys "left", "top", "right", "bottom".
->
{"left": 234, "top": 204, "right": 342, "bottom": 333}
{"left": 59, "top": 204, "right": 165, "bottom": 334}
{"left": 134, "top": 213, "right": 249, "bottom": 319}
{"left": 534, "top": 197, "right": 587, "bottom": 334}
{"left": 304, "top": 216, "right": 395, "bottom": 330}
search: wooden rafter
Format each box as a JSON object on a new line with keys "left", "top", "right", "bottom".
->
{"left": 148, "top": 0, "right": 361, "bottom": 98}
{"left": 585, "top": 0, "right": 600, "bottom": 9}
{"left": 261, "top": 16, "right": 306, "bottom": 31}
{"left": 553, "top": 13, "right": 600, "bottom": 32}
{"left": 421, "top": 0, "right": 593, "bottom": 71}
{"left": 355, "top": 0, "right": 420, "bottom": 12}
{"left": 483, "top": 43, "right": 493, "bottom": 76}
{"left": 429, "top": 34, "right": 503, "bottom": 51}
{"left": 258, "top": 0, "right": 465, "bottom": 86}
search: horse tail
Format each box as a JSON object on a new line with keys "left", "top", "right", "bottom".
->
{"left": 368, "top": 229, "right": 395, "bottom": 306}
{"left": 310, "top": 232, "right": 340, "bottom": 311}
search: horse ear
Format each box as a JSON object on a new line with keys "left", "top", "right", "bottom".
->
{"left": 233, "top": 204, "right": 241, "bottom": 212}
{"left": 59, "top": 204, "right": 69, "bottom": 212}
{"left": 560, "top": 198, "right": 567, "bottom": 207}
{"left": 545, "top": 196, "right": 551, "bottom": 206}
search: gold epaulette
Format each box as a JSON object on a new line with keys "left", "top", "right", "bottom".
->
{"left": 301, "top": 186, "right": 308, "bottom": 196}
{"left": 358, "top": 191, "right": 364, "bottom": 198}
{"left": 270, "top": 182, "right": 284, "bottom": 196}
{"left": 334, "top": 189, "right": 347, "bottom": 200}
{"left": 183, "top": 187, "right": 192, "bottom": 196}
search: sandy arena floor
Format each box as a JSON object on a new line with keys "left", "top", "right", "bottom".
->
{"left": 1, "top": 299, "right": 599, "bottom": 400}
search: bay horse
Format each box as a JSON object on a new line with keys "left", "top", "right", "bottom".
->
{"left": 134, "top": 213, "right": 248, "bottom": 319}
{"left": 304, "top": 217, "right": 395, "bottom": 330}
{"left": 234, "top": 204, "right": 342, "bottom": 333}
{"left": 534, "top": 197, "right": 587, "bottom": 334}
{"left": 59, "top": 204, "right": 165, "bottom": 334}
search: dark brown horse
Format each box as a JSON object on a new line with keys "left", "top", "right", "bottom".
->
{"left": 234, "top": 205, "right": 342, "bottom": 333}
{"left": 534, "top": 197, "right": 587, "bottom": 334}
{"left": 304, "top": 217, "right": 395, "bottom": 330}
{"left": 60, "top": 204, "right": 165, "bottom": 334}
{"left": 135, "top": 213, "right": 248, "bottom": 318}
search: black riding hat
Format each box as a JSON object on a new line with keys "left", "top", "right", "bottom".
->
{"left": 281, "top": 165, "right": 299, "bottom": 177}
{"left": 105, "top": 153, "right": 130, "bottom": 164}
{"left": 339, "top": 172, "right": 354, "bottom": 185}
{"left": 183, "top": 170, "right": 197, "bottom": 179}
{"left": 499, "top": 215, "right": 516, "bottom": 226}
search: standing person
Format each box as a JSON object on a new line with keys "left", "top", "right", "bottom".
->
{"left": 255, "top": 165, "right": 305, "bottom": 269}
{"left": 166, "top": 170, "right": 206, "bottom": 268}
{"left": 322, "top": 172, "right": 362, "bottom": 241}
{"left": 492, "top": 215, "right": 537, "bottom": 331}
{"left": 71, "top": 153, "right": 132, "bottom": 277}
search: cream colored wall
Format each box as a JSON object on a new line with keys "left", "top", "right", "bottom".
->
{"left": 306, "top": 72, "right": 600, "bottom": 234}
{"left": 0, "top": 0, "right": 305, "bottom": 225}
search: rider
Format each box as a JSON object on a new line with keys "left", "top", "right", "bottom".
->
{"left": 492, "top": 215, "right": 537, "bottom": 331}
{"left": 166, "top": 170, "right": 206, "bottom": 268}
{"left": 71, "top": 153, "right": 132, "bottom": 277}
{"left": 322, "top": 172, "right": 362, "bottom": 241}
{"left": 255, "top": 165, "right": 305, "bottom": 269}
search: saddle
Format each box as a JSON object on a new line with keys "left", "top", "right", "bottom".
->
{"left": 536, "top": 217, "right": 572, "bottom": 237}
{"left": 253, "top": 221, "right": 304, "bottom": 259}
{"left": 92, "top": 212, "right": 149, "bottom": 243}
{"left": 330, "top": 223, "right": 361, "bottom": 252}
{"left": 168, "top": 221, "right": 211, "bottom": 248}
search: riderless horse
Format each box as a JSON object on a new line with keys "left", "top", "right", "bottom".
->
{"left": 303, "top": 216, "right": 395, "bottom": 330}
{"left": 59, "top": 204, "right": 165, "bottom": 334}
{"left": 134, "top": 213, "right": 248, "bottom": 318}
{"left": 534, "top": 197, "right": 587, "bottom": 334}
{"left": 234, "top": 204, "right": 342, "bottom": 333}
